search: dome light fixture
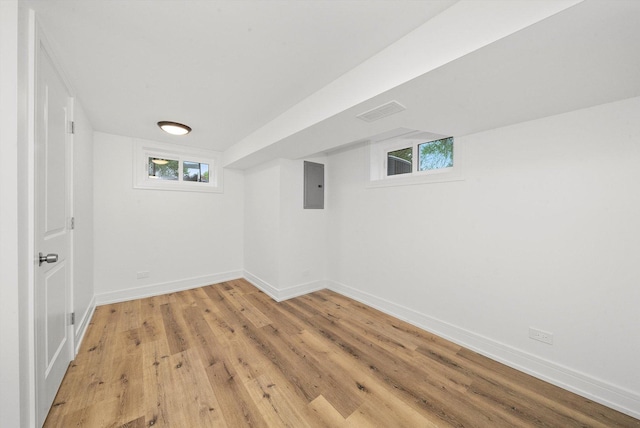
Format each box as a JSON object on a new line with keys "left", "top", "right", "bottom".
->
{"left": 151, "top": 158, "right": 169, "bottom": 165}
{"left": 157, "top": 121, "right": 192, "bottom": 136}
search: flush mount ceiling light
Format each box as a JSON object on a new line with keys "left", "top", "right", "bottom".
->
{"left": 151, "top": 158, "right": 169, "bottom": 165}
{"left": 157, "top": 121, "right": 192, "bottom": 136}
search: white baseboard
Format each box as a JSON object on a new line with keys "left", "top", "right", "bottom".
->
{"left": 73, "top": 295, "right": 96, "bottom": 355}
{"left": 243, "top": 270, "right": 326, "bottom": 302}
{"left": 326, "top": 280, "right": 640, "bottom": 420}
{"left": 243, "top": 271, "right": 280, "bottom": 300}
{"left": 278, "top": 279, "right": 327, "bottom": 301}
{"left": 95, "top": 270, "right": 243, "bottom": 305}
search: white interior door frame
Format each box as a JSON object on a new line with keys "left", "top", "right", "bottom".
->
{"left": 0, "top": 2, "right": 24, "bottom": 428}
{"left": 26, "top": 9, "right": 38, "bottom": 428}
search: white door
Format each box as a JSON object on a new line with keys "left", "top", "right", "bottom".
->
{"left": 35, "top": 43, "right": 74, "bottom": 427}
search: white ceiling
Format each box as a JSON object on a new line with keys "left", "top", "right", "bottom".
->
{"left": 24, "top": 0, "right": 456, "bottom": 151}
{"left": 23, "top": 0, "right": 640, "bottom": 169}
{"left": 223, "top": 0, "right": 640, "bottom": 168}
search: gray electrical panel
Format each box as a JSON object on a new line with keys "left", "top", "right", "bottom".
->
{"left": 304, "top": 161, "right": 324, "bottom": 209}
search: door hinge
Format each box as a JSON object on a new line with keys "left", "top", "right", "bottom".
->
{"left": 70, "top": 312, "right": 75, "bottom": 325}
{"left": 68, "top": 121, "right": 75, "bottom": 134}
{"left": 70, "top": 217, "right": 75, "bottom": 230}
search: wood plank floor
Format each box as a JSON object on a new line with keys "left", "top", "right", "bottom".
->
{"left": 44, "top": 279, "right": 639, "bottom": 427}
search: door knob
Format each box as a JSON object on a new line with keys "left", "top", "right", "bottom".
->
{"left": 39, "top": 252, "right": 58, "bottom": 266}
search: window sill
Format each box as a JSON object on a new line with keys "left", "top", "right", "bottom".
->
{"left": 367, "top": 170, "right": 464, "bottom": 188}
{"left": 133, "top": 179, "right": 223, "bottom": 193}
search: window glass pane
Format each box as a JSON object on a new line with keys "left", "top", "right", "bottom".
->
{"left": 183, "top": 161, "right": 209, "bottom": 183}
{"left": 148, "top": 158, "right": 179, "bottom": 180}
{"left": 418, "top": 137, "right": 453, "bottom": 171}
{"left": 387, "top": 147, "right": 412, "bottom": 176}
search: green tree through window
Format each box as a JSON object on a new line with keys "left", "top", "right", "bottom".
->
{"left": 418, "top": 137, "right": 453, "bottom": 171}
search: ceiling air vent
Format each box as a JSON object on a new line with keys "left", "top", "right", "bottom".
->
{"left": 356, "top": 100, "right": 406, "bottom": 122}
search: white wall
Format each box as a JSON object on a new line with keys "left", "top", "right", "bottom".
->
{"left": 93, "top": 132, "right": 244, "bottom": 303}
{"left": 244, "top": 159, "right": 281, "bottom": 289}
{"left": 72, "top": 102, "right": 95, "bottom": 347}
{"left": 279, "top": 158, "right": 327, "bottom": 290}
{"left": 326, "top": 96, "right": 640, "bottom": 417}
{"left": 244, "top": 157, "right": 327, "bottom": 299}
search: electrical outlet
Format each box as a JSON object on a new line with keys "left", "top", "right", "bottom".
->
{"left": 529, "top": 327, "right": 553, "bottom": 345}
{"left": 136, "top": 271, "right": 150, "bottom": 279}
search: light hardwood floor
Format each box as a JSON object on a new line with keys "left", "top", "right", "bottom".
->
{"left": 44, "top": 279, "right": 639, "bottom": 427}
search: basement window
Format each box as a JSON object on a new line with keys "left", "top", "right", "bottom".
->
{"left": 387, "top": 147, "right": 413, "bottom": 176}
{"left": 369, "top": 131, "right": 462, "bottom": 187}
{"left": 134, "top": 139, "right": 222, "bottom": 192}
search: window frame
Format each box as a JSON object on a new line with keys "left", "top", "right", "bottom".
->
{"left": 133, "top": 139, "right": 223, "bottom": 193}
{"left": 368, "top": 133, "right": 463, "bottom": 187}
